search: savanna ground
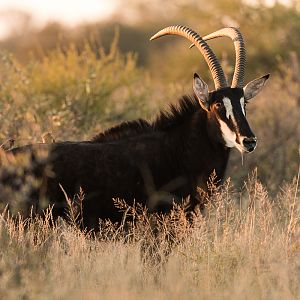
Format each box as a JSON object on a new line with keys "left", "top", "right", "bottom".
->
{"left": 0, "top": 0, "right": 300, "bottom": 299}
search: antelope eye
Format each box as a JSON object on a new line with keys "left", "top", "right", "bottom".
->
{"left": 215, "top": 103, "right": 222, "bottom": 109}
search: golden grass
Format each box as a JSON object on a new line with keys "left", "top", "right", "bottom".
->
{"left": 0, "top": 169, "right": 299, "bottom": 300}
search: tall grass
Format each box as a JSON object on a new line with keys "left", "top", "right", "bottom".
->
{"left": 0, "top": 171, "right": 299, "bottom": 299}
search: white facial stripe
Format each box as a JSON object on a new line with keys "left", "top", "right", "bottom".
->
{"left": 240, "top": 97, "right": 245, "bottom": 115}
{"left": 222, "top": 97, "right": 233, "bottom": 119}
{"left": 222, "top": 97, "right": 239, "bottom": 131}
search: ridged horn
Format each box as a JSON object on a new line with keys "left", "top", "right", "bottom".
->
{"left": 190, "top": 27, "right": 246, "bottom": 88}
{"left": 150, "top": 25, "right": 228, "bottom": 90}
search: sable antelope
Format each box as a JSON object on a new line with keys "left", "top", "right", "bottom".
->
{"left": 1, "top": 26, "right": 269, "bottom": 229}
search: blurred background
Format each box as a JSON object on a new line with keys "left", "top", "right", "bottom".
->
{"left": 0, "top": 0, "right": 299, "bottom": 192}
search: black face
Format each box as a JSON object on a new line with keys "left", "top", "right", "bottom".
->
{"left": 208, "top": 88, "right": 257, "bottom": 153}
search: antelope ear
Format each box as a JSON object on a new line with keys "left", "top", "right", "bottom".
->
{"left": 243, "top": 74, "right": 270, "bottom": 100}
{"left": 193, "top": 73, "right": 209, "bottom": 111}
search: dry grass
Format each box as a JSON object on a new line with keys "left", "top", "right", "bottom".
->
{"left": 0, "top": 169, "right": 299, "bottom": 300}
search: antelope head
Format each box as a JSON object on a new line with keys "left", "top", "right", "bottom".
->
{"left": 150, "top": 26, "right": 269, "bottom": 153}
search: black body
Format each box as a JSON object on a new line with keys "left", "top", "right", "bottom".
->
{"left": 4, "top": 94, "right": 231, "bottom": 229}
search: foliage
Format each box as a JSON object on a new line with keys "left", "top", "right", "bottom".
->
{"left": 0, "top": 36, "right": 156, "bottom": 143}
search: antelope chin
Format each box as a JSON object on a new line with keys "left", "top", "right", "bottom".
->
{"left": 236, "top": 145, "right": 256, "bottom": 154}
{"left": 234, "top": 143, "right": 246, "bottom": 153}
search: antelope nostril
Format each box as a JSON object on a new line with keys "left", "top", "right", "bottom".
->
{"left": 243, "top": 137, "right": 257, "bottom": 152}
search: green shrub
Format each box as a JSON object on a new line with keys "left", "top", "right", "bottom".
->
{"left": 0, "top": 38, "right": 155, "bottom": 143}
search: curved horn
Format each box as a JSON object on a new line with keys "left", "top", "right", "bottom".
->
{"left": 150, "top": 25, "right": 228, "bottom": 90}
{"left": 190, "top": 27, "right": 246, "bottom": 88}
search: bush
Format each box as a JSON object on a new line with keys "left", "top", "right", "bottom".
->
{"left": 0, "top": 37, "right": 155, "bottom": 144}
